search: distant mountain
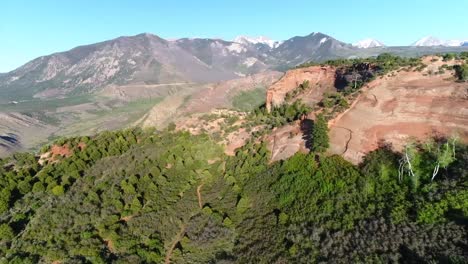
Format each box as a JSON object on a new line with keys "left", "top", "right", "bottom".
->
{"left": 0, "top": 32, "right": 354, "bottom": 101}
{"left": 462, "top": 41, "right": 468, "bottom": 47}
{"left": 271, "top": 32, "right": 353, "bottom": 65}
{"left": 444, "top": 39, "right": 464, "bottom": 47}
{"left": 411, "top": 36, "right": 464, "bottom": 47}
{"left": 0, "top": 34, "right": 271, "bottom": 102}
{"left": 412, "top": 36, "right": 445, "bottom": 46}
{"left": 353, "top": 38, "right": 385, "bottom": 48}
{"left": 234, "top": 35, "right": 282, "bottom": 48}
{"left": 2, "top": 32, "right": 468, "bottom": 102}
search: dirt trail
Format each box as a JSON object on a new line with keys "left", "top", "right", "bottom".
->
{"left": 334, "top": 127, "right": 353, "bottom": 154}
{"left": 329, "top": 63, "right": 468, "bottom": 163}
{"left": 197, "top": 184, "right": 204, "bottom": 209}
{"left": 164, "top": 224, "right": 186, "bottom": 264}
{"left": 329, "top": 92, "right": 365, "bottom": 127}
{"left": 104, "top": 238, "right": 116, "bottom": 253}
{"left": 164, "top": 183, "right": 206, "bottom": 263}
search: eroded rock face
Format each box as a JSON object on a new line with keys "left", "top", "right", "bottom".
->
{"left": 329, "top": 67, "right": 468, "bottom": 163}
{"left": 264, "top": 57, "right": 468, "bottom": 164}
{"left": 266, "top": 66, "right": 335, "bottom": 112}
{"left": 266, "top": 121, "right": 309, "bottom": 162}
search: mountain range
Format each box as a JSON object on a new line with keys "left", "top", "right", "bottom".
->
{"left": 0, "top": 32, "right": 337, "bottom": 101}
{"left": 1, "top": 32, "right": 468, "bottom": 102}
{"left": 0, "top": 31, "right": 468, "bottom": 157}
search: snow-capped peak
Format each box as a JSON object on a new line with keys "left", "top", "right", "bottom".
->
{"left": 411, "top": 36, "right": 466, "bottom": 47}
{"left": 444, "top": 39, "right": 464, "bottom": 47}
{"left": 412, "top": 36, "right": 444, "bottom": 46}
{"left": 234, "top": 35, "right": 281, "bottom": 48}
{"left": 353, "top": 38, "right": 385, "bottom": 48}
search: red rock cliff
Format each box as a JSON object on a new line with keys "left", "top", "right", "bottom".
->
{"left": 266, "top": 66, "right": 336, "bottom": 112}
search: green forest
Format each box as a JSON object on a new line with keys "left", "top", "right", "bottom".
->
{"left": 0, "top": 125, "right": 466, "bottom": 263}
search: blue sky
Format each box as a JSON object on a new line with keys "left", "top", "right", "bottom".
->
{"left": 1, "top": 0, "right": 467, "bottom": 72}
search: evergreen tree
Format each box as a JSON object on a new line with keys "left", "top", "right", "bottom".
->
{"left": 312, "top": 114, "right": 330, "bottom": 152}
{"left": 454, "top": 63, "right": 468, "bottom": 81}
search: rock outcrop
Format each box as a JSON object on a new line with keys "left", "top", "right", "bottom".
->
{"left": 266, "top": 66, "right": 335, "bottom": 112}
{"left": 328, "top": 64, "right": 468, "bottom": 163}
{"left": 264, "top": 57, "right": 468, "bottom": 164}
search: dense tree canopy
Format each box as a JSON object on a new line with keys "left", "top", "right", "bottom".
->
{"left": 0, "top": 128, "right": 465, "bottom": 263}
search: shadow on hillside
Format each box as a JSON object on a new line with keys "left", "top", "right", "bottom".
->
{"left": 334, "top": 73, "right": 348, "bottom": 91}
{"left": 301, "top": 118, "right": 314, "bottom": 151}
{"left": 0, "top": 133, "right": 19, "bottom": 145}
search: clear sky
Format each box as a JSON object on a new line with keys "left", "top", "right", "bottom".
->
{"left": 1, "top": 0, "right": 467, "bottom": 72}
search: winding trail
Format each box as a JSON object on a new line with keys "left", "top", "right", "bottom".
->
{"left": 270, "top": 133, "right": 278, "bottom": 160}
{"left": 164, "top": 224, "right": 186, "bottom": 264}
{"left": 197, "top": 184, "right": 204, "bottom": 209}
{"left": 165, "top": 183, "right": 206, "bottom": 263}
{"left": 370, "top": 93, "right": 378, "bottom": 106}
{"left": 334, "top": 126, "right": 353, "bottom": 155}
{"left": 328, "top": 79, "right": 381, "bottom": 128}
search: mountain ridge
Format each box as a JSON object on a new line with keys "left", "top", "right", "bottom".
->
{"left": 411, "top": 36, "right": 466, "bottom": 47}
{"left": 1, "top": 32, "right": 468, "bottom": 103}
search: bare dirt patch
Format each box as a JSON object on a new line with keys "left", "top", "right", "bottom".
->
{"left": 50, "top": 144, "right": 72, "bottom": 158}
{"left": 381, "top": 98, "right": 398, "bottom": 113}
{"left": 104, "top": 238, "right": 116, "bottom": 253}
{"left": 77, "top": 142, "right": 87, "bottom": 151}
{"left": 267, "top": 121, "right": 308, "bottom": 162}
{"left": 266, "top": 66, "right": 335, "bottom": 112}
{"left": 197, "top": 184, "right": 204, "bottom": 209}
{"left": 328, "top": 60, "right": 468, "bottom": 163}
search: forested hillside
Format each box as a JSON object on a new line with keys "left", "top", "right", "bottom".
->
{"left": 0, "top": 127, "right": 466, "bottom": 263}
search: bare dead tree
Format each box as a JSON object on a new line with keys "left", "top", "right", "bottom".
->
{"left": 399, "top": 137, "right": 457, "bottom": 183}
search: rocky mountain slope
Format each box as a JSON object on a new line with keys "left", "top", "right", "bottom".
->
{"left": 0, "top": 32, "right": 344, "bottom": 102}
{"left": 1, "top": 32, "right": 468, "bottom": 158}
{"left": 0, "top": 113, "right": 52, "bottom": 156}
{"left": 2, "top": 32, "right": 468, "bottom": 103}
{"left": 264, "top": 55, "right": 468, "bottom": 163}
{"left": 270, "top": 32, "right": 353, "bottom": 66}
{"left": 138, "top": 71, "right": 282, "bottom": 128}
{"left": 233, "top": 35, "right": 282, "bottom": 48}
{"left": 0, "top": 34, "right": 268, "bottom": 102}
{"left": 329, "top": 56, "right": 468, "bottom": 162}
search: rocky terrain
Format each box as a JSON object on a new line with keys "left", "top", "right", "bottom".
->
{"left": 329, "top": 56, "right": 468, "bottom": 163}
{"left": 1, "top": 31, "right": 468, "bottom": 158}
{"left": 2, "top": 32, "right": 468, "bottom": 103}
{"left": 138, "top": 71, "right": 282, "bottom": 128}
{"left": 263, "top": 55, "right": 468, "bottom": 163}
{"left": 0, "top": 113, "right": 53, "bottom": 156}
{"left": 0, "top": 32, "right": 348, "bottom": 103}
{"left": 266, "top": 66, "right": 335, "bottom": 112}
{"left": 0, "top": 70, "right": 281, "bottom": 156}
